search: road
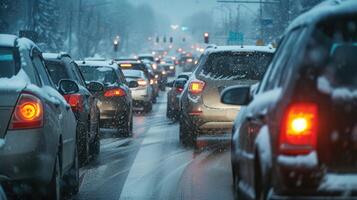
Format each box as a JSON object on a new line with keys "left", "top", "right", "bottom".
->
{"left": 74, "top": 92, "right": 234, "bottom": 200}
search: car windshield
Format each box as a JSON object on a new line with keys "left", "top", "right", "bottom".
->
{"left": 79, "top": 66, "right": 116, "bottom": 84}
{"left": 44, "top": 61, "right": 70, "bottom": 86}
{"left": 200, "top": 52, "right": 273, "bottom": 80}
{"left": 0, "top": 48, "right": 18, "bottom": 78}
{"left": 123, "top": 69, "right": 143, "bottom": 79}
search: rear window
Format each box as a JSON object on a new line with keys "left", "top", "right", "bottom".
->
{"left": 44, "top": 61, "right": 70, "bottom": 86}
{"left": 199, "top": 51, "right": 273, "bottom": 80}
{"left": 0, "top": 48, "right": 19, "bottom": 78}
{"left": 79, "top": 66, "right": 117, "bottom": 84}
{"left": 123, "top": 69, "right": 143, "bottom": 79}
{"left": 310, "top": 17, "right": 357, "bottom": 88}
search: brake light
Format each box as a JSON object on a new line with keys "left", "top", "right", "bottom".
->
{"left": 189, "top": 80, "right": 205, "bottom": 95}
{"left": 104, "top": 88, "right": 126, "bottom": 97}
{"left": 63, "top": 94, "right": 83, "bottom": 112}
{"left": 9, "top": 93, "right": 43, "bottom": 129}
{"left": 176, "top": 87, "right": 183, "bottom": 93}
{"left": 279, "top": 103, "right": 318, "bottom": 155}
{"left": 137, "top": 79, "right": 148, "bottom": 86}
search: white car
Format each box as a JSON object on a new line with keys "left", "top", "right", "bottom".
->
{"left": 123, "top": 69, "right": 153, "bottom": 112}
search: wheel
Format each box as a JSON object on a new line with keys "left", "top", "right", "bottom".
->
{"left": 63, "top": 144, "right": 79, "bottom": 197}
{"left": 144, "top": 102, "right": 152, "bottom": 113}
{"left": 166, "top": 105, "right": 173, "bottom": 119}
{"left": 46, "top": 154, "right": 62, "bottom": 200}
{"left": 122, "top": 114, "right": 133, "bottom": 137}
{"left": 255, "top": 155, "right": 270, "bottom": 200}
{"left": 232, "top": 164, "right": 243, "bottom": 200}
{"left": 90, "top": 120, "right": 100, "bottom": 157}
{"left": 179, "top": 118, "right": 196, "bottom": 147}
{"left": 78, "top": 123, "right": 89, "bottom": 166}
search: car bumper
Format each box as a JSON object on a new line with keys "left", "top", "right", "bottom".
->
{"left": 0, "top": 129, "right": 54, "bottom": 183}
{"left": 131, "top": 88, "right": 151, "bottom": 102}
{"left": 183, "top": 102, "right": 239, "bottom": 134}
{"left": 98, "top": 99, "right": 130, "bottom": 128}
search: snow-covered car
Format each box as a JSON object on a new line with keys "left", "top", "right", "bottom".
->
{"left": 221, "top": 1, "right": 357, "bottom": 199}
{"left": 77, "top": 61, "right": 133, "bottom": 137}
{"left": 179, "top": 45, "right": 274, "bottom": 146}
{"left": 0, "top": 34, "right": 79, "bottom": 199}
{"left": 43, "top": 53, "right": 102, "bottom": 165}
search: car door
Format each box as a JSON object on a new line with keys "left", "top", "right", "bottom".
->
{"left": 32, "top": 50, "right": 75, "bottom": 169}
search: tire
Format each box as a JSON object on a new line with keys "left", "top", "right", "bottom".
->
{"left": 144, "top": 102, "right": 152, "bottom": 113}
{"left": 46, "top": 154, "right": 62, "bottom": 200}
{"left": 63, "top": 145, "right": 79, "bottom": 197}
{"left": 78, "top": 123, "right": 89, "bottom": 166}
{"left": 166, "top": 105, "right": 173, "bottom": 119}
{"left": 179, "top": 118, "right": 196, "bottom": 147}
{"left": 90, "top": 120, "right": 100, "bottom": 157}
{"left": 232, "top": 164, "right": 243, "bottom": 200}
{"left": 122, "top": 114, "right": 133, "bottom": 137}
{"left": 255, "top": 155, "right": 270, "bottom": 200}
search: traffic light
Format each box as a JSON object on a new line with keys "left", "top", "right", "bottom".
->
{"left": 163, "top": 36, "right": 167, "bottom": 43}
{"left": 113, "top": 36, "right": 120, "bottom": 52}
{"left": 169, "top": 37, "right": 173, "bottom": 43}
{"left": 204, "top": 32, "right": 209, "bottom": 44}
{"left": 156, "top": 36, "right": 159, "bottom": 43}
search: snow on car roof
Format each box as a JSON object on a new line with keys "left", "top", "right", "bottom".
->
{"left": 205, "top": 45, "right": 275, "bottom": 54}
{"left": 43, "top": 53, "right": 60, "bottom": 60}
{"left": 0, "top": 34, "right": 17, "bottom": 47}
{"left": 287, "top": 0, "right": 357, "bottom": 33}
{"left": 76, "top": 60, "right": 117, "bottom": 69}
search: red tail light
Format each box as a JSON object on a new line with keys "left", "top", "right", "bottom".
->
{"left": 104, "top": 88, "right": 126, "bottom": 97}
{"left": 176, "top": 87, "right": 184, "bottom": 93}
{"left": 9, "top": 93, "right": 43, "bottom": 129}
{"left": 188, "top": 80, "right": 205, "bottom": 95}
{"left": 63, "top": 94, "right": 83, "bottom": 112}
{"left": 279, "top": 103, "right": 318, "bottom": 155}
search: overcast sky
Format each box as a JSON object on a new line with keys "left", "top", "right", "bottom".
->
{"left": 131, "top": 0, "right": 218, "bottom": 24}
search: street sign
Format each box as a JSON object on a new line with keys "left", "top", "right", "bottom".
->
{"left": 227, "top": 31, "right": 244, "bottom": 45}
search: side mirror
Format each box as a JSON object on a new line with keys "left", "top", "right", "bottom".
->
{"left": 87, "top": 81, "right": 104, "bottom": 92}
{"left": 128, "top": 81, "right": 139, "bottom": 88}
{"left": 59, "top": 79, "right": 79, "bottom": 95}
{"left": 221, "top": 85, "right": 251, "bottom": 105}
{"left": 166, "top": 81, "right": 174, "bottom": 88}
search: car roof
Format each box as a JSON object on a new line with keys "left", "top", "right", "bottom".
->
{"left": 0, "top": 34, "right": 36, "bottom": 50}
{"left": 76, "top": 60, "right": 117, "bottom": 69}
{"left": 205, "top": 45, "right": 275, "bottom": 54}
{"left": 43, "top": 52, "right": 71, "bottom": 61}
{"left": 138, "top": 54, "right": 154, "bottom": 57}
{"left": 287, "top": 0, "right": 357, "bottom": 33}
{"left": 116, "top": 60, "right": 143, "bottom": 64}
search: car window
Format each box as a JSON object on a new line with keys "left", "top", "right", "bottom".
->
{"left": 0, "top": 47, "right": 19, "bottom": 78}
{"left": 79, "top": 66, "right": 117, "bottom": 85}
{"left": 32, "top": 52, "right": 53, "bottom": 87}
{"left": 45, "top": 60, "right": 71, "bottom": 87}
{"left": 308, "top": 17, "right": 357, "bottom": 88}
{"left": 258, "top": 29, "right": 303, "bottom": 92}
{"left": 198, "top": 51, "right": 273, "bottom": 81}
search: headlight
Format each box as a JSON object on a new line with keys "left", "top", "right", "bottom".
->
{"left": 162, "top": 71, "right": 166, "bottom": 75}
{"left": 169, "top": 66, "right": 174, "bottom": 70}
{"left": 155, "top": 74, "right": 159, "bottom": 78}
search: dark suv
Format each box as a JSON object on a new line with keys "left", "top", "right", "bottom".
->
{"left": 221, "top": 1, "right": 357, "bottom": 199}
{"left": 43, "top": 53, "right": 102, "bottom": 165}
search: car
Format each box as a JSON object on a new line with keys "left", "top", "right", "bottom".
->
{"left": 179, "top": 45, "right": 275, "bottom": 146}
{"left": 43, "top": 53, "right": 102, "bottom": 165}
{"left": 166, "top": 77, "right": 189, "bottom": 120}
{"left": 117, "top": 60, "right": 156, "bottom": 106}
{"left": 178, "top": 54, "right": 196, "bottom": 72}
{"left": 77, "top": 61, "right": 133, "bottom": 137}
{"left": 123, "top": 69, "right": 153, "bottom": 112}
{"left": 0, "top": 34, "right": 79, "bottom": 199}
{"left": 156, "top": 64, "right": 169, "bottom": 91}
{"left": 221, "top": 1, "right": 357, "bottom": 199}
{"left": 159, "top": 63, "right": 176, "bottom": 77}
{"left": 137, "top": 54, "right": 156, "bottom": 63}
{"left": 141, "top": 60, "right": 160, "bottom": 101}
